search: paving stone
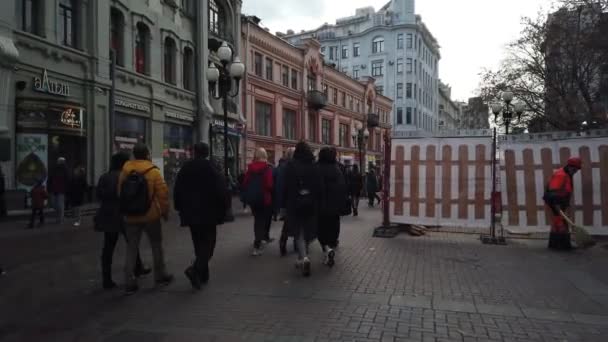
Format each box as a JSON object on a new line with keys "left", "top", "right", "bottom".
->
{"left": 521, "top": 308, "right": 574, "bottom": 322}
{"left": 433, "top": 299, "right": 477, "bottom": 314}
{"left": 389, "top": 295, "right": 432, "bottom": 309}
{"left": 476, "top": 304, "right": 524, "bottom": 317}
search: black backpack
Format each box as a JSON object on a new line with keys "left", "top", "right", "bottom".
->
{"left": 244, "top": 168, "right": 267, "bottom": 207}
{"left": 120, "top": 166, "right": 156, "bottom": 215}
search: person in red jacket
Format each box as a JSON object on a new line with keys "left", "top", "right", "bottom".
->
{"left": 543, "top": 157, "right": 582, "bottom": 250}
{"left": 243, "top": 148, "right": 274, "bottom": 256}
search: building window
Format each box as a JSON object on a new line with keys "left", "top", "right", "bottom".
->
{"left": 308, "top": 114, "right": 317, "bottom": 142}
{"left": 407, "top": 33, "right": 413, "bottom": 49}
{"left": 372, "top": 37, "right": 384, "bottom": 53}
{"left": 349, "top": 95, "right": 354, "bottom": 110}
{"left": 341, "top": 91, "right": 346, "bottom": 107}
{"left": 397, "top": 33, "right": 404, "bottom": 49}
{"left": 59, "top": 0, "right": 77, "bottom": 47}
{"left": 254, "top": 52, "right": 262, "bottom": 76}
{"left": 283, "top": 109, "right": 297, "bottom": 140}
{"left": 255, "top": 101, "right": 272, "bottom": 137}
{"left": 375, "top": 132, "right": 381, "bottom": 151}
{"left": 339, "top": 123, "right": 349, "bottom": 147}
{"left": 371, "top": 61, "right": 383, "bottom": 76}
{"left": 376, "top": 86, "right": 383, "bottom": 95}
{"left": 110, "top": 8, "right": 124, "bottom": 66}
{"left": 329, "top": 46, "right": 338, "bottom": 60}
{"left": 407, "top": 58, "right": 413, "bottom": 73}
{"left": 164, "top": 37, "right": 176, "bottom": 85}
{"left": 322, "top": 83, "right": 328, "bottom": 96}
{"left": 265, "top": 57, "right": 273, "bottom": 81}
{"left": 291, "top": 69, "right": 298, "bottom": 89}
{"left": 353, "top": 42, "right": 360, "bottom": 57}
{"left": 406, "top": 83, "right": 412, "bottom": 98}
{"left": 406, "top": 107, "right": 412, "bottom": 124}
{"left": 397, "top": 83, "right": 403, "bottom": 99}
{"left": 332, "top": 88, "right": 338, "bottom": 104}
{"left": 353, "top": 66, "right": 359, "bottom": 79}
{"left": 135, "top": 23, "right": 150, "bottom": 75}
{"left": 281, "top": 65, "right": 289, "bottom": 87}
{"left": 21, "top": 0, "right": 40, "bottom": 35}
{"left": 342, "top": 45, "right": 348, "bottom": 59}
{"left": 307, "top": 75, "right": 316, "bottom": 91}
{"left": 209, "top": 0, "right": 225, "bottom": 36}
{"left": 396, "top": 58, "right": 403, "bottom": 74}
{"left": 321, "top": 46, "right": 326, "bottom": 54}
{"left": 356, "top": 100, "right": 361, "bottom": 113}
{"left": 322, "top": 119, "right": 332, "bottom": 145}
{"left": 414, "top": 84, "right": 417, "bottom": 99}
{"left": 397, "top": 108, "right": 403, "bottom": 124}
{"left": 183, "top": 47, "right": 194, "bottom": 91}
{"left": 181, "top": 0, "right": 195, "bottom": 16}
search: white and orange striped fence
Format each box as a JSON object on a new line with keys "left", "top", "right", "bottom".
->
{"left": 499, "top": 131, "right": 608, "bottom": 235}
{"left": 389, "top": 130, "right": 494, "bottom": 229}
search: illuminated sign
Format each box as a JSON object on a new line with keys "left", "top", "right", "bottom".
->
{"left": 60, "top": 108, "right": 82, "bottom": 129}
{"left": 33, "top": 69, "right": 70, "bottom": 97}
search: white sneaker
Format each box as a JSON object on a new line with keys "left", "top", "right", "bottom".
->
{"left": 326, "top": 249, "right": 335, "bottom": 268}
{"left": 251, "top": 248, "right": 262, "bottom": 257}
{"left": 73, "top": 222, "right": 81, "bottom": 227}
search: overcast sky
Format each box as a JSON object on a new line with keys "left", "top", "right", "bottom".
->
{"left": 242, "top": 0, "right": 554, "bottom": 101}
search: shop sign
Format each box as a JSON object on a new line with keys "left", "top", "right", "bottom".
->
{"left": 33, "top": 69, "right": 70, "bottom": 97}
{"left": 213, "top": 119, "right": 237, "bottom": 130}
{"left": 59, "top": 108, "right": 82, "bottom": 129}
{"left": 115, "top": 99, "right": 150, "bottom": 112}
{"left": 166, "top": 112, "right": 194, "bottom": 122}
{"left": 15, "top": 134, "right": 48, "bottom": 191}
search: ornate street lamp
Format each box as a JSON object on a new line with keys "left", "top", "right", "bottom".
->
{"left": 352, "top": 124, "right": 370, "bottom": 173}
{"left": 490, "top": 90, "right": 525, "bottom": 135}
{"left": 207, "top": 41, "right": 245, "bottom": 222}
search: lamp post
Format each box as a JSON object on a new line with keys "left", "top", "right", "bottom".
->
{"left": 352, "top": 124, "right": 370, "bottom": 173}
{"left": 206, "top": 42, "right": 245, "bottom": 222}
{"left": 490, "top": 90, "right": 525, "bottom": 135}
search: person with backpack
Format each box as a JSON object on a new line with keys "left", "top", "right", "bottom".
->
{"left": 118, "top": 143, "right": 173, "bottom": 295}
{"left": 174, "top": 142, "right": 227, "bottom": 290}
{"left": 349, "top": 164, "right": 363, "bottom": 216}
{"left": 28, "top": 179, "right": 48, "bottom": 229}
{"left": 242, "top": 148, "right": 274, "bottom": 256}
{"left": 95, "top": 152, "right": 149, "bottom": 290}
{"left": 283, "top": 142, "right": 323, "bottom": 277}
{"left": 317, "top": 147, "right": 348, "bottom": 267}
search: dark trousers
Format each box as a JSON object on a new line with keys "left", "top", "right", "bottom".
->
{"left": 318, "top": 214, "right": 340, "bottom": 249}
{"left": 102, "top": 230, "right": 144, "bottom": 283}
{"left": 251, "top": 205, "right": 272, "bottom": 248}
{"left": 189, "top": 224, "right": 217, "bottom": 282}
{"left": 29, "top": 208, "right": 44, "bottom": 226}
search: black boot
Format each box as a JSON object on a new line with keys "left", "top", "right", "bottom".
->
{"left": 102, "top": 264, "right": 116, "bottom": 290}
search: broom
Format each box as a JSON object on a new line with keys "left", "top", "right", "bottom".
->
{"left": 559, "top": 210, "right": 596, "bottom": 249}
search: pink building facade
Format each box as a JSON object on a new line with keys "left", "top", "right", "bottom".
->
{"left": 241, "top": 16, "right": 392, "bottom": 169}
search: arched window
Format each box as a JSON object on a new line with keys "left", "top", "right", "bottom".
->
{"left": 135, "top": 23, "right": 150, "bottom": 75}
{"left": 209, "top": 0, "right": 225, "bottom": 36}
{"left": 183, "top": 47, "right": 194, "bottom": 91}
{"left": 110, "top": 8, "right": 124, "bottom": 66}
{"left": 164, "top": 37, "right": 177, "bottom": 85}
{"left": 372, "top": 37, "right": 384, "bottom": 54}
{"left": 58, "top": 0, "right": 77, "bottom": 47}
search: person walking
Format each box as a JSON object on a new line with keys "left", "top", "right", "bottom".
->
{"left": 349, "top": 165, "right": 363, "bottom": 216}
{"left": 28, "top": 180, "right": 47, "bottom": 229}
{"left": 242, "top": 148, "right": 274, "bottom": 256}
{"left": 174, "top": 142, "right": 227, "bottom": 290}
{"left": 366, "top": 169, "right": 379, "bottom": 208}
{"left": 276, "top": 147, "right": 296, "bottom": 256}
{"left": 543, "top": 157, "right": 582, "bottom": 250}
{"left": 317, "top": 147, "right": 347, "bottom": 267}
{"left": 69, "top": 165, "right": 88, "bottom": 227}
{"left": 47, "top": 157, "right": 69, "bottom": 224}
{"left": 118, "top": 143, "right": 173, "bottom": 295}
{"left": 95, "top": 152, "right": 149, "bottom": 290}
{"left": 283, "top": 142, "right": 323, "bottom": 277}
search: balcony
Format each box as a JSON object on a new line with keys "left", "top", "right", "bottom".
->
{"left": 307, "top": 90, "right": 327, "bottom": 111}
{"left": 367, "top": 113, "right": 379, "bottom": 128}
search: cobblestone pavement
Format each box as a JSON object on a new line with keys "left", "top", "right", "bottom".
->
{"left": 2, "top": 206, "right": 608, "bottom": 341}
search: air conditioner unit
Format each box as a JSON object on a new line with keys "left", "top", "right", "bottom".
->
{"left": 388, "top": 60, "right": 395, "bottom": 66}
{"left": 361, "top": 64, "right": 367, "bottom": 69}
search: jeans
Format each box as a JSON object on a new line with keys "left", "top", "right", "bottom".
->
{"left": 51, "top": 193, "right": 65, "bottom": 223}
{"left": 29, "top": 208, "right": 44, "bottom": 227}
{"left": 124, "top": 220, "right": 168, "bottom": 286}
{"left": 102, "top": 231, "right": 144, "bottom": 283}
{"left": 189, "top": 225, "right": 217, "bottom": 282}
{"left": 251, "top": 206, "right": 272, "bottom": 249}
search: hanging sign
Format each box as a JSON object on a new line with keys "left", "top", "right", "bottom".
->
{"left": 33, "top": 69, "right": 70, "bottom": 97}
{"left": 59, "top": 108, "right": 82, "bottom": 129}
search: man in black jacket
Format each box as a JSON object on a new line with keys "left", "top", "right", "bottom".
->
{"left": 174, "top": 142, "right": 227, "bottom": 289}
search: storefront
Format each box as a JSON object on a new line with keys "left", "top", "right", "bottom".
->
{"left": 210, "top": 118, "right": 242, "bottom": 178}
{"left": 15, "top": 98, "right": 86, "bottom": 191}
{"left": 113, "top": 98, "right": 150, "bottom": 152}
{"left": 163, "top": 112, "right": 194, "bottom": 188}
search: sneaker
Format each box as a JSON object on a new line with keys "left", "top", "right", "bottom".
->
{"left": 302, "top": 257, "right": 311, "bottom": 277}
{"left": 155, "top": 274, "right": 174, "bottom": 287}
{"left": 326, "top": 249, "right": 335, "bottom": 268}
{"left": 73, "top": 222, "right": 81, "bottom": 227}
{"left": 251, "top": 248, "right": 262, "bottom": 257}
{"left": 125, "top": 284, "right": 139, "bottom": 295}
{"left": 184, "top": 267, "right": 201, "bottom": 290}
{"left": 322, "top": 253, "right": 329, "bottom": 265}
{"left": 134, "top": 267, "right": 152, "bottom": 278}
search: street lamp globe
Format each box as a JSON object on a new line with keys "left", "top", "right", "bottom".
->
{"left": 230, "top": 56, "right": 245, "bottom": 79}
{"left": 363, "top": 128, "right": 370, "bottom": 138}
{"left": 502, "top": 90, "right": 514, "bottom": 103}
{"left": 218, "top": 42, "right": 232, "bottom": 63}
{"left": 514, "top": 101, "right": 525, "bottom": 115}
{"left": 491, "top": 103, "right": 502, "bottom": 115}
{"left": 206, "top": 63, "right": 220, "bottom": 82}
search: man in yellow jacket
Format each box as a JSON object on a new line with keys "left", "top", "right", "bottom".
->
{"left": 118, "top": 143, "right": 173, "bottom": 295}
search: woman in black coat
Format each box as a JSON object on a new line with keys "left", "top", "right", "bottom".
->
{"left": 317, "top": 147, "right": 347, "bottom": 267}
{"left": 94, "top": 153, "right": 148, "bottom": 289}
{"left": 282, "top": 142, "right": 323, "bottom": 277}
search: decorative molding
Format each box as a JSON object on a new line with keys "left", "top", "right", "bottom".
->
{"left": 249, "top": 33, "right": 303, "bottom": 67}
{"left": 115, "top": 70, "right": 153, "bottom": 91}
{"left": 15, "top": 39, "right": 88, "bottom": 71}
{"left": 165, "top": 88, "right": 195, "bottom": 103}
